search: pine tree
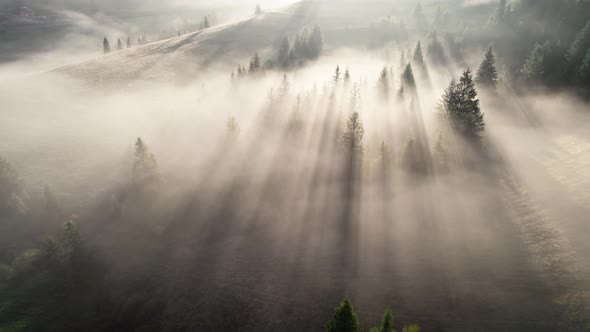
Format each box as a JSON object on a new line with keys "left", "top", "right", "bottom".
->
{"left": 441, "top": 70, "right": 485, "bottom": 138}
{"left": 378, "top": 66, "right": 390, "bottom": 99}
{"left": 203, "top": 16, "right": 210, "bottom": 28}
{"left": 520, "top": 44, "right": 545, "bottom": 81}
{"left": 344, "top": 68, "right": 351, "bottom": 85}
{"left": 333, "top": 65, "right": 341, "bottom": 85}
{"left": 117, "top": 38, "right": 123, "bottom": 51}
{"left": 566, "top": 20, "right": 590, "bottom": 67}
{"left": 489, "top": 0, "right": 507, "bottom": 25}
{"left": 373, "top": 309, "right": 395, "bottom": 332}
{"left": 475, "top": 44, "right": 498, "bottom": 88}
{"left": 133, "top": 138, "right": 158, "bottom": 185}
{"left": 226, "top": 116, "right": 240, "bottom": 143}
{"left": 249, "top": 52, "right": 261, "bottom": 72}
{"left": 577, "top": 49, "right": 590, "bottom": 85}
{"left": 126, "top": 36, "right": 131, "bottom": 48}
{"left": 427, "top": 31, "right": 447, "bottom": 66}
{"left": 325, "top": 298, "right": 361, "bottom": 332}
{"left": 413, "top": 41, "right": 424, "bottom": 66}
{"left": 278, "top": 73, "right": 290, "bottom": 100}
{"left": 103, "top": 37, "right": 111, "bottom": 54}
{"left": 402, "top": 63, "right": 416, "bottom": 90}
{"left": 308, "top": 25, "right": 324, "bottom": 59}
{"left": 293, "top": 28, "right": 309, "bottom": 60}
{"left": 343, "top": 112, "right": 364, "bottom": 153}
{"left": 278, "top": 34, "right": 291, "bottom": 67}
{"left": 255, "top": 4, "right": 262, "bottom": 15}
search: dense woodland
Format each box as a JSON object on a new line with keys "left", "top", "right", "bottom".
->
{"left": 2, "top": 0, "right": 590, "bottom": 331}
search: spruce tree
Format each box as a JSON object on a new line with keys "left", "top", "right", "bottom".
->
{"left": 520, "top": 44, "right": 545, "bottom": 81}
{"left": 376, "top": 309, "right": 395, "bottom": 332}
{"left": 402, "top": 63, "right": 416, "bottom": 90}
{"left": 117, "top": 38, "right": 123, "bottom": 51}
{"left": 577, "top": 49, "right": 590, "bottom": 85}
{"left": 307, "top": 25, "right": 324, "bottom": 59}
{"left": 378, "top": 66, "right": 390, "bottom": 99}
{"left": 249, "top": 52, "right": 261, "bottom": 72}
{"left": 126, "top": 36, "right": 131, "bottom": 48}
{"left": 413, "top": 41, "right": 424, "bottom": 66}
{"left": 203, "top": 16, "right": 210, "bottom": 28}
{"left": 343, "top": 112, "right": 364, "bottom": 153}
{"left": 325, "top": 298, "right": 361, "bottom": 332}
{"left": 441, "top": 70, "right": 485, "bottom": 138}
{"left": 490, "top": 0, "right": 507, "bottom": 25}
{"left": 333, "top": 65, "right": 341, "bottom": 85}
{"left": 475, "top": 44, "right": 498, "bottom": 88}
{"left": 278, "top": 35, "right": 291, "bottom": 67}
{"left": 344, "top": 68, "right": 351, "bottom": 85}
{"left": 103, "top": 37, "right": 111, "bottom": 54}
{"left": 133, "top": 138, "right": 158, "bottom": 185}
{"left": 566, "top": 20, "right": 590, "bottom": 67}
{"left": 226, "top": 116, "right": 240, "bottom": 143}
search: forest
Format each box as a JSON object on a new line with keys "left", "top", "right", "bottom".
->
{"left": 1, "top": 0, "right": 590, "bottom": 331}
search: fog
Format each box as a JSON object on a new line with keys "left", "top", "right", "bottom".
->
{"left": 1, "top": 0, "right": 590, "bottom": 331}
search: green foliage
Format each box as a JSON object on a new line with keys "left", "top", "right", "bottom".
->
{"left": 520, "top": 44, "right": 545, "bottom": 81}
{"left": 566, "top": 20, "right": 590, "bottom": 67}
{"left": 378, "top": 309, "right": 395, "bottom": 332}
{"left": 402, "top": 325, "right": 420, "bottom": 332}
{"left": 476, "top": 44, "right": 498, "bottom": 88}
{"left": 0, "top": 157, "right": 25, "bottom": 218}
{"left": 442, "top": 70, "right": 485, "bottom": 139}
{"left": 325, "top": 298, "right": 360, "bottom": 332}
{"left": 578, "top": 49, "right": 590, "bottom": 85}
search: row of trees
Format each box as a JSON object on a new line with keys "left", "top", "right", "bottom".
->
{"left": 326, "top": 298, "right": 420, "bottom": 332}
{"left": 103, "top": 35, "right": 148, "bottom": 54}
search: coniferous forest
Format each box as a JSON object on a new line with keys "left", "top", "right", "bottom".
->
{"left": 2, "top": 0, "right": 590, "bottom": 331}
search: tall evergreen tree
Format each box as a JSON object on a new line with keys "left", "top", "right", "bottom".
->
{"left": 372, "top": 309, "right": 395, "bottom": 332}
{"left": 427, "top": 31, "right": 447, "bottom": 66}
{"left": 278, "top": 34, "right": 291, "bottom": 67}
{"left": 325, "top": 298, "right": 361, "bottom": 332}
{"left": 413, "top": 41, "right": 424, "bottom": 66}
{"left": 307, "top": 25, "right": 324, "bottom": 59}
{"left": 249, "top": 52, "right": 261, "bottom": 72}
{"left": 566, "top": 20, "right": 590, "bottom": 67}
{"left": 475, "top": 44, "right": 498, "bottom": 88}
{"left": 103, "top": 37, "right": 111, "bottom": 54}
{"left": 441, "top": 70, "right": 485, "bottom": 138}
{"left": 133, "top": 138, "right": 158, "bottom": 185}
{"left": 378, "top": 66, "right": 390, "bottom": 99}
{"left": 343, "top": 112, "right": 364, "bottom": 153}
{"left": 344, "top": 68, "right": 351, "bottom": 85}
{"left": 203, "top": 16, "right": 210, "bottom": 28}
{"left": 117, "top": 38, "right": 123, "bottom": 51}
{"left": 577, "top": 49, "right": 590, "bottom": 85}
{"left": 489, "top": 0, "right": 507, "bottom": 26}
{"left": 402, "top": 63, "right": 416, "bottom": 90}
{"left": 126, "top": 36, "right": 131, "bottom": 48}
{"left": 520, "top": 44, "right": 545, "bottom": 81}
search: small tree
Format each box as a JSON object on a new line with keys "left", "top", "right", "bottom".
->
{"left": 133, "top": 138, "right": 158, "bottom": 185}
{"left": 402, "top": 326, "right": 420, "bottom": 332}
{"left": 413, "top": 41, "right": 424, "bottom": 66}
{"left": 370, "top": 309, "right": 395, "bottom": 332}
{"left": 203, "top": 16, "right": 210, "bottom": 29}
{"left": 126, "top": 36, "right": 132, "bottom": 48}
{"left": 325, "top": 298, "right": 361, "bottom": 332}
{"left": 226, "top": 116, "right": 240, "bottom": 143}
{"left": 117, "top": 38, "right": 123, "bottom": 51}
{"left": 566, "top": 20, "right": 590, "bottom": 67}
{"left": 333, "top": 65, "right": 341, "bottom": 85}
{"left": 441, "top": 70, "right": 485, "bottom": 138}
{"left": 255, "top": 4, "right": 262, "bottom": 15}
{"left": 475, "top": 44, "right": 498, "bottom": 88}
{"left": 103, "top": 37, "right": 111, "bottom": 54}
{"left": 378, "top": 66, "right": 390, "bottom": 99}
{"left": 577, "top": 49, "right": 590, "bottom": 85}
{"left": 249, "top": 52, "right": 261, "bottom": 72}
{"left": 344, "top": 68, "right": 351, "bottom": 85}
